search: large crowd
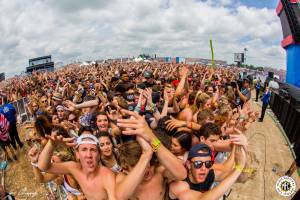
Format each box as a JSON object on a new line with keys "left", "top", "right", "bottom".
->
{"left": 0, "top": 62, "right": 263, "bottom": 199}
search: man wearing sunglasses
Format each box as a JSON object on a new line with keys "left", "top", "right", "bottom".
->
{"left": 169, "top": 143, "right": 247, "bottom": 200}
{"left": 185, "top": 144, "right": 216, "bottom": 192}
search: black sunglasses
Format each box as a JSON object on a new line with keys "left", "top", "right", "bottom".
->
{"left": 192, "top": 160, "right": 214, "bottom": 169}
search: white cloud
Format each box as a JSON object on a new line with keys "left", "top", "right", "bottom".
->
{"left": 218, "top": 0, "right": 233, "bottom": 6}
{"left": 0, "top": 0, "right": 286, "bottom": 77}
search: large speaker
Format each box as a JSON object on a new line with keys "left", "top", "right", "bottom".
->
{"left": 0, "top": 73, "right": 4, "bottom": 82}
{"left": 277, "top": 0, "right": 300, "bottom": 47}
{"left": 281, "top": 82, "right": 300, "bottom": 109}
{"left": 268, "top": 71, "right": 274, "bottom": 79}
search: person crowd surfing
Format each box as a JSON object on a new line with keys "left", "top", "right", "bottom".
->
{"left": 0, "top": 61, "right": 261, "bottom": 200}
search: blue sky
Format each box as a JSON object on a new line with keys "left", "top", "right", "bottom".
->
{"left": 237, "top": 0, "right": 278, "bottom": 9}
{"left": 0, "top": 0, "right": 286, "bottom": 77}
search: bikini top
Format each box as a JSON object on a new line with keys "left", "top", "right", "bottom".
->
{"left": 111, "top": 162, "right": 122, "bottom": 173}
{"left": 63, "top": 175, "right": 82, "bottom": 196}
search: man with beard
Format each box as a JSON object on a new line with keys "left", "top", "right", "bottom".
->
{"left": 169, "top": 143, "right": 247, "bottom": 200}
{"left": 38, "top": 133, "right": 116, "bottom": 200}
{"left": 116, "top": 110, "right": 187, "bottom": 200}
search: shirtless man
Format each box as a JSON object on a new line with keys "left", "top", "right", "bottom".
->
{"left": 169, "top": 143, "right": 247, "bottom": 200}
{"left": 116, "top": 110, "right": 187, "bottom": 200}
{"left": 38, "top": 133, "right": 116, "bottom": 200}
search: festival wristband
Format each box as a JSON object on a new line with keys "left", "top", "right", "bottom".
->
{"left": 234, "top": 164, "right": 254, "bottom": 174}
{"left": 234, "top": 164, "right": 243, "bottom": 172}
{"left": 151, "top": 138, "right": 161, "bottom": 152}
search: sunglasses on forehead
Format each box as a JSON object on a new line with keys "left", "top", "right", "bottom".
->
{"left": 192, "top": 160, "right": 214, "bottom": 169}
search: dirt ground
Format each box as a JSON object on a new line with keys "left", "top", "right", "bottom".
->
{"left": 3, "top": 98, "right": 300, "bottom": 200}
{"left": 227, "top": 100, "right": 300, "bottom": 200}
{"left": 5, "top": 126, "right": 48, "bottom": 200}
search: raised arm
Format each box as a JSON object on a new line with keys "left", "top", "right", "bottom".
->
{"left": 28, "top": 146, "right": 59, "bottom": 183}
{"left": 64, "top": 99, "right": 99, "bottom": 111}
{"left": 214, "top": 130, "right": 248, "bottom": 182}
{"left": 175, "top": 67, "right": 188, "bottom": 97}
{"left": 161, "top": 90, "right": 169, "bottom": 117}
{"left": 173, "top": 147, "right": 246, "bottom": 200}
{"left": 117, "top": 110, "right": 187, "bottom": 181}
{"left": 236, "top": 85, "right": 249, "bottom": 103}
{"left": 116, "top": 136, "right": 153, "bottom": 200}
{"left": 38, "top": 134, "right": 75, "bottom": 175}
{"left": 198, "top": 146, "right": 247, "bottom": 200}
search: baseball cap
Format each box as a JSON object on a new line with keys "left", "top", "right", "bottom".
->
{"left": 144, "top": 71, "right": 153, "bottom": 78}
{"left": 188, "top": 143, "right": 214, "bottom": 161}
{"left": 76, "top": 134, "right": 99, "bottom": 148}
{"left": 52, "top": 92, "right": 63, "bottom": 101}
{"left": 243, "top": 78, "right": 250, "bottom": 83}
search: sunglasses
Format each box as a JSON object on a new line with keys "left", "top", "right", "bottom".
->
{"left": 192, "top": 160, "right": 214, "bottom": 169}
{"left": 41, "top": 100, "right": 47, "bottom": 103}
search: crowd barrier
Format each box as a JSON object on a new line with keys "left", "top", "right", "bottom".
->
{"left": 12, "top": 97, "right": 30, "bottom": 123}
{"left": 270, "top": 92, "right": 300, "bottom": 156}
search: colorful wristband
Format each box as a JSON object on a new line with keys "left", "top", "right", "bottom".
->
{"left": 234, "top": 164, "right": 254, "bottom": 174}
{"left": 151, "top": 138, "right": 161, "bottom": 152}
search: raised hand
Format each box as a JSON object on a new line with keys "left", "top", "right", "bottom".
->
{"left": 136, "top": 136, "right": 153, "bottom": 156}
{"left": 144, "top": 88, "right": 153, "bottom": 103}
{"left": 239, "top": 102, "right": 251, "bottom": 116}
{"left": 234, "top": 145, "right": 247, "bottom": 168}
{"left": 230, "top": 128, "right": 248, "bottom": 151}
{"left": 63, "top": 100, "right": 76, "bottom": 111}
{"left": 179, "top": 66, "right": 189, "bottom": 77}
{"left": 106, "top": 105, "right": 120, "bottom": 122}
{"left": 46, "top": 131, "right": 76, "bottom": 147}
{"left": 163, "top": 89, "right": 169, "bottom": 103}
{"left": 28, "top": 146, "right": 40, "bottom": 163}
{"left": 117, "top": 109, "right": 154, "bottom": 142}
{"left": 165, "top": 118, "right": 186, "bottom": 131}
{"left": 61, "top": 120, "right": 77, "bottom": 131}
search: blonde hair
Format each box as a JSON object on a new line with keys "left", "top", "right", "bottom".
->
{"left": 194, "top": 93, "right": 210, "bottom": 110}
{"left": 118, "top": 141, "right": 142, "bottom": 170}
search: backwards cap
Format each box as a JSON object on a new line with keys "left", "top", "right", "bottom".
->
{"left": 188, "top": 143, "right": 214, "bottom": 161}
{"left": 76, "top": 134, "right": 99, "bottom": 148}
